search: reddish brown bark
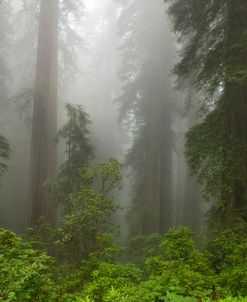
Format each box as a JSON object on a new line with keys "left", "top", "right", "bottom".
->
{"left": 29, "top": 0, "right": 59, "bottom": 226}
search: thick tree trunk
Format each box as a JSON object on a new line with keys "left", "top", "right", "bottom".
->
{"left": 143, "top": 0, "right": 174, "bottom": 234}
{"left": 182, "top": 92, "right": 202, "bottom": 231}
{"left": 144, "top": 106, "right": 161, "bottom": 234}
{"left": 29, "top": 0, "right": 58, "bottom": 226}
{"left": 183, "top": 170, "right": 201, "bottom": 230}
{"left": 224, "top": 0, "right": 247, "bottom": 221}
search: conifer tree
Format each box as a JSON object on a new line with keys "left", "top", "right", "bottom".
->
{"left": 26, "top": 0, "right": 84, "bottom": 225}
{"left": 0, "top": 0, "right": 11, "bottom": 118}
{"left": 166, "top": 0, "right": 247, "bottom": 225}
{"left": 0, "top": 135, "right": 10, "bottom": 178}
{"left": 56, "top": 103, "right": 94, "bottom": 200}
{"left": 0, "top": 1, "right": 11, "bottom": 179}
{"left": 29, "top": 0, "right": 59, "bottom": 226}
{"left": 118, "top": 0, "right": 176, "bottom": 235}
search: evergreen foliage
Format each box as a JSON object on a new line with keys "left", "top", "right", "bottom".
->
{"left": 56, "top": 103, "right": 94, "bottom": 200}
{"left": 0, "top": 0, "right": 11, "bottom": 113}
{"left": 118, "top": 0, "right": 175, "bottom": 235}
{"left": 0, "top": 1, "right": 11, "bottom": 176}
{"left": 15, "top": 0, "right": 84, "bottom": 90}
{"left": 0, "top": 134, "right": 10, "bottom": 178}
{"left": 166, "top": 0, "right": 247, "bottom": 224}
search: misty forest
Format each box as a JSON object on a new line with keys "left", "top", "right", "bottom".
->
{"left": 0, "top": 0, "right": 247, "bottom": 301}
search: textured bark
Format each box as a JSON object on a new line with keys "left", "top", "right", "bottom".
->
{"left": 144, "top": 92, "right": 173, "bottom": 235}
{"left": 144, "top": 95, "right": 161, "bottom": 234}
{"left": 183, "top": 93, "right": 202, "bottom": 231}
{"left": 183, "top": 171, "right": 201, "bottom": 230}
{"left": 159, "top": 102, "right": 173, "bottom": 234}
{"left": 224, "top": 0, "right": 247, "bottom": 220}
{"left": 143, "top": 0, "right": 174, "bottom": 234}
{"left": 29, "top": 0, "right": 58, "bottom": 226}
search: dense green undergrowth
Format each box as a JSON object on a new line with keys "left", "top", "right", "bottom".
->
{"left": 0, "top": 159, "right": 246, "bottom": 301}
{"left": 0, "top": 225, "right": 246, "bottom": 302}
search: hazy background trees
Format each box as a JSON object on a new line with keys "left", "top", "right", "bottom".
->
{"left": 0, "top": 0, "right": 209, "bottom": 237}
{"left": 117, "top": 0, "right": 176, "bottom": 235}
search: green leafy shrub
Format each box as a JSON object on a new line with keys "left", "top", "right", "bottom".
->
{"left": 206, "top": 223, "right": 247, "bottom": 297}
{"left": 83, "top": 262, "right": 141, "bottom": 302}
{"left": 126, "top": 233, "right": 162, "bottom": 266}
{"left": 218, "top": 298, "right": 247, "bottom": 302}
{"left": 0, "top": 229, "right": 57, "bottom": 302}
{"left": 2, "top": 224, "right": 247, "bottom": 302}
{"left": 165, "top": 292, "right": 198, "bottom": 301}
{"left": 141, "top": 228, "right": 214, "bottom": 300}
{"left": 57, "top": 158, "right": 122, "bottom": 266}
{"left": 27, "top": 159, "right": 122, "bottom": 268}
{"left": 103, "top": 287, "right": 131, "bottom": 302}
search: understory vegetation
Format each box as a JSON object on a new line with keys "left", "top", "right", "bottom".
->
{"left": 1, "top": 223, "right": 247, "bottom": 301}
{"left": 0, "top": 159, "right": 246, "bottom": 301}
{"left": 1, "top": 151, "right": 246, "bottom": 301}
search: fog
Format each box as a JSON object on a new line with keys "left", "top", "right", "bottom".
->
{"left": 0, "top": 0, "right": 205, "bottom": 237}
{"left": 1, "top": 1, "right": 247, "bottom": 299}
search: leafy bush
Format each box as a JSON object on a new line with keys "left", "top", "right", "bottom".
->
{"left": 27, "top": 159, "right": 122, "bottom": 267}
{"left": 126, "top": 233, "right": 162, "bottom": 266}
{"left": 218, "top": 298, "right": 247, "bottom": 302}
{"left": 206, "top": 223, "right": 247, "bottom": 297}
{"left": 58, "top": 159, "right": 122, "bottom": 266}
{"left": 0, "top": 229, "right": 57, "bottom": 302}
{"left": 1, "top": 225, "right": 247, "bottom": 302}
{"left": 142, "top": 228, "right": 214, "bottom": 300}
{"left": 83, "top": 262, "right": 141, "bottom": 302}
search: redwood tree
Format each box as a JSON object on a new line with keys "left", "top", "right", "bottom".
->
{"left": 166, "top": 0, "right": 247, "bottom": 226}
{"left": 29, "top": 0, "right": 59, "bottom": 225}
{"left": 118, "top": 0, "right": 176, "bottom": 235}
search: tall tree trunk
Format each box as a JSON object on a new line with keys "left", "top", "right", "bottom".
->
{"left": 182, "top": 91, "right": 202, "bottom": 231}
{"left": 29, "top": 0, "right": 58, "bottom": 226}
{"left": 144, "top": 103, "right": 161, "bottom": 234}
{"left": 143, "top": 0, "right": 174, "bottom": 234}
{"left": 159, "top": 101, "right": 173, "bottom": 234}
{"left": 223, "top": 0, "right": 247, "bottom": 221}
{"left": 183, "top": 170, "right": 201, "bottom": 230}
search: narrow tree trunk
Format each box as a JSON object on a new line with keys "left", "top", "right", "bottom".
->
{"left": 159, "top": 102, "right": 173, "bottom": 234}
{"left": 143, "top": 92, "right": 161, "bottom": 234}
{"left": 29, "top": 0, "right": 58, "bottom": 226}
